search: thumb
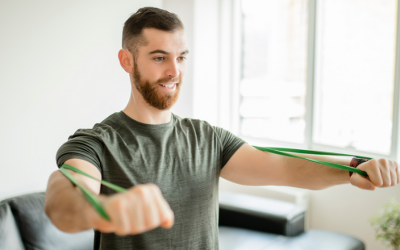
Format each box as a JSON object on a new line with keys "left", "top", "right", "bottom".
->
{"left": 350, "top": 173, "right": 376, "bottom": 191}
{"left": 161, "top": 219, "right": 173, "bottom": 229}
{"left": 160, "top": 212, "right": 174, "bottom": 229}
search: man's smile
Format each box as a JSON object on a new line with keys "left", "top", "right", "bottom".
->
{"left": 158, "top": 83, "right": 177, "bottom": 91}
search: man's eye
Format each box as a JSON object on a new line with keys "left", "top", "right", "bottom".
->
{"left": 154, "top": 57, "right": 164, "bottom": 62}
{"left": 178, "top": 57, "right": 186, "bottom": 62}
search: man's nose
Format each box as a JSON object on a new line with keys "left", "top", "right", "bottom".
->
{"left": 165, "top": 60, "right": 180, "bottom": 78}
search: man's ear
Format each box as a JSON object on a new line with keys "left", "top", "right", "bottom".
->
{"left": 118, "top": 49, "right": 134, "bottom": 73}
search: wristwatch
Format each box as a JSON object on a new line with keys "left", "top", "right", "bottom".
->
{"left": 349, "top": 157, "right": 370, "bottom": 176}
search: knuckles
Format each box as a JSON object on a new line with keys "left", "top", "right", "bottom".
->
{"left": 110, "top": 197, "right": 127, "bottom": 211}
{"left": 378, "top": 158, "right": 388, "bottom": 165}
{"left": 103, "top": 183, "right": 169, "bottom": 236}
{"left": 149, "top": 183, "right": 162, "bottom": 194}
{"left": 135, "top": 187, "right": 148, "bottom": 200}
{"left": 145, "top": 218, "right": 159, "bottom": 230}
{"left": 366, "top": 159, "right": 379, "bottom": 170}
{"left": 133, "top": 183, "right": 161, "bottom": 197}
{"left": 365, "top": 158, "right": 397, "bottom": 172}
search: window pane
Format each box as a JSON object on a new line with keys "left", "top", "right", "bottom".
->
{"left": 240, "top": 0, "right": 308, "bottom": 144}
{"left": 313, "top": 0, "right": 396, "bottom": 155}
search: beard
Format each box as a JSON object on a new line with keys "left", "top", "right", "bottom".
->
{"left": 132, "top": 61, "right": 181, "bottom": 110}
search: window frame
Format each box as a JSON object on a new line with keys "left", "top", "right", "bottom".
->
{"left": 226, "top": 0, "right": 400, "bottom": 161}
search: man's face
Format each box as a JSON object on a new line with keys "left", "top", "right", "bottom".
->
{"left": 132, "top": 28, "right": 188, "bottom": 110}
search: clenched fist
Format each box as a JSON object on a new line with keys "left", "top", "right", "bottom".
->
{"left": 87, "top": 183, "right": 174, "bottom": 236}
{"left": 350, "top": 158, "right": 400, "bottom": 190}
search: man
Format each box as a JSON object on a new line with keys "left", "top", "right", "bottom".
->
{"left": 45, "top": 7, "right": 399, "bottom": 250}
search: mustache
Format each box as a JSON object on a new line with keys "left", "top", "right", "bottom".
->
{"left": 157, "top": 77, "right": 180, "bottom": 84}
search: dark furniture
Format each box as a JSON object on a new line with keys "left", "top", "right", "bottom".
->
{"left": 0, "top": 191, "right": 364, "bottom": 250}
{"left": 0, "top": 192, "right": 93, "bottom": 250}
{"left": 218, "top": 192, "right": 365, "bottom": 250}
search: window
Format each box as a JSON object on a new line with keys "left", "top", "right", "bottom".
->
{"left": 238, "top": 0, "right": 399, "bottom": 158}
{"left": 240, "top": 0, "right": 308, "bottom": 144}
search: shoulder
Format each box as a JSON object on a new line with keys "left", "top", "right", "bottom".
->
{"left": 69, "top": 112, "right": 123, "bottom": 141}
{"left": 172, "top": 114, "right": 233, "bottom": 146}
{"left": 100, "top": 112, "right": 124, "bottom": 129}
{"left": 176, "top": 114, "right": 244, "bottom": 144}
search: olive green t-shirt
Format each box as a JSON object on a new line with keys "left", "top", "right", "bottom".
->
{"left": 56, "top": 111, "right": 246, "bottom": 250}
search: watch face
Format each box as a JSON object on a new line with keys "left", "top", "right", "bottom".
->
{"left": 351, "top": 157, "right": 369, "bottom": 168}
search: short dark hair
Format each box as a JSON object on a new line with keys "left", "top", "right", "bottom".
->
{"left": 122, "top": 7, "right": 184, "bottom": 58}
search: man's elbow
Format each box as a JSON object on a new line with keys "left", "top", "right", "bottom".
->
{"left": 44, "top": 201, "right": 65, "bottom": 232}
{"left": 45, "top": 202, "right": 82, "bottom": 233}
{"left": 44, "top": 171, "right": 81, "bottom": 233}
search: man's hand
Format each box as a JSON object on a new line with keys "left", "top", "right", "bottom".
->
{"left": 350, "top": 159, "right": 400, "bottom": 190}
{"left": 88, "top": 183, "right": 174, "bottom": 236}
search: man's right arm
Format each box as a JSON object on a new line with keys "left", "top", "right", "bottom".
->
{"left": 45, "top": 158, "right": 103, "bottom": 233}
{"left": 44, "top": 158, "right": 174, "bottom": 235}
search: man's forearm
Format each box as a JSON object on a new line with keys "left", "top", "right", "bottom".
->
{"left": 222, "top": 144, "right": 398, "bottom": 190}
{"left": 285, "top": 153, "right": 352, "bottom": 190}
{"left": 45, "top": 171, "right": 95, "bottom": 233}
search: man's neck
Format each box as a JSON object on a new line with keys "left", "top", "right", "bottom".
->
{"left": 123, "top": 91, "right": 172, "bottom": 125}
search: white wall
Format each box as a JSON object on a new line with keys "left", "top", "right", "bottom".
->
{"left": 0, "top": 0, "right": 162, "bottom": 199}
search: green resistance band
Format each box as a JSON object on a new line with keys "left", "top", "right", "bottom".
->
{"left": 59, "top": 146, "right": 372, "bottom": 221}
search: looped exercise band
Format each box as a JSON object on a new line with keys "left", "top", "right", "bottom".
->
{"left": 59, "top": 146, "right": 372, "bottom": 221}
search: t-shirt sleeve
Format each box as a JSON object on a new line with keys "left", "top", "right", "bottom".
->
{"left": 56, "top": 129, "right": 104, "bottom": 173}
{"left": 213, "top": 126, "right": 246, "bottom": 169}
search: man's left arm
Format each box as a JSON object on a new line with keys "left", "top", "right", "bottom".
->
{"left": 220, "top": 143, "right": 400, "bottom": 190}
